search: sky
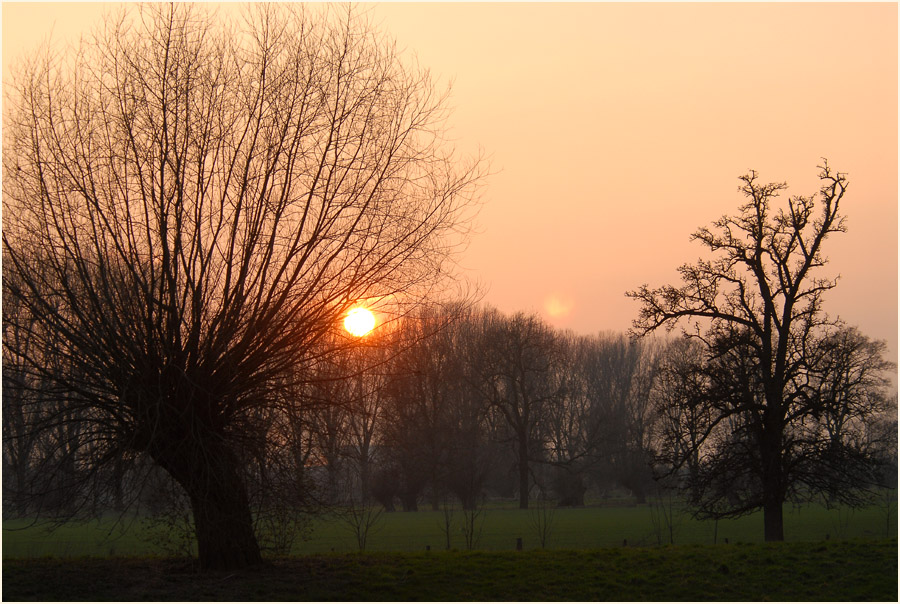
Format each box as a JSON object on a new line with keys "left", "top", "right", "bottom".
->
{"left": 3, "top": 2, "right": 898, "bottom": 364}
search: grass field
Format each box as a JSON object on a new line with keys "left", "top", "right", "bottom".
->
{"left": 3, "top": 500, "right": 896, "bottom": 601}
{"left": 2, "top": 540, "right": 897, "bottom": 601}
{"left": 3, "top": 498, "right": 895, "bottom": 557}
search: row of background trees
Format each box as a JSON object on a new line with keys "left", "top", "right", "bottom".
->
{"left": 6, "top": 300, "right": 895, "bottom": 524}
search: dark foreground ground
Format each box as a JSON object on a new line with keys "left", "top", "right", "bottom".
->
{"left": 3, "top": 540, "right": 896, "bottom": 601}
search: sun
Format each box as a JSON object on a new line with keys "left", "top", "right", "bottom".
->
{"left": 344, "top": 307, "right": 376, "bottom": 337}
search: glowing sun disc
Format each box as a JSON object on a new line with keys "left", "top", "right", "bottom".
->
{"left": 344, "top": 307, "right": 376, "bottom": 336}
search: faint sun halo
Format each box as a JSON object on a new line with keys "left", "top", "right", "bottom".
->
{"left": 545, "top": 294, "right": 573, "bottom": 318}
{"left": 344, "top": 307, "right": 376, "bottom": 337}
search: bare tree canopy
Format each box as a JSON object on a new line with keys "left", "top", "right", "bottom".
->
{"left": 470, "top": 311, "right": 565, "bottom": 509}
{"left": 628, "top": 163, "right": 894, "bottom": 541}
{"left": 2, "top": 4, "right": 482, "bottom": 570}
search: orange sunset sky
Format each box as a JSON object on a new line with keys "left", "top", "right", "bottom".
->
{"left": 3, "top": 2, "right": 898, "bottom": 364}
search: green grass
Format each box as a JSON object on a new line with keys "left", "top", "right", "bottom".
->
{"left": 2, "top": 516, "right": 159, "bottom": 559}
{"left": 293, "top": 502, "right": 891, "bottom": 553}
{"left": 3, "top": 498, "right": 895, "bottom": 557}
{"left": 2, "top": 540, "right": 896, "bottom": 601}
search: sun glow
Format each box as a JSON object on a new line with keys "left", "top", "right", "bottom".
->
{"left": 344, "top": 307, "right": 376, "bottom": 337}
{"left": 545, "top": 294, "right": 573, "bottom": 318}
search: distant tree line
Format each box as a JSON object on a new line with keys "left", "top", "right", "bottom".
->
{"left": 6, "top": 300, "right": 895, "bottom": 523}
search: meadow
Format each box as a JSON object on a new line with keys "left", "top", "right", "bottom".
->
{"left": 3, "top": 541, "right": 897, "bottom": 601}
{"left": 3, "top": 496, "right": 895, "bottom": 557}
{"left": 3, "top": 498, "right": 896, "bottom": 601}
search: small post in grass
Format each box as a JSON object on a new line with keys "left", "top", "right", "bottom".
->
{"left": 516, "top": 537, "right": 523, "bottom": 551}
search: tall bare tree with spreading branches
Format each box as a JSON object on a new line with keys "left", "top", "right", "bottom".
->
{"left": 628, "top": 163, "right": 893, "bottom": 541}
{"left": 3, "top": 4, "right": 482, "bottom": 570}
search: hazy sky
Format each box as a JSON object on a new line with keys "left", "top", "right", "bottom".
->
{"left": 3, "top": 2, "right": 897, "bottom": 363}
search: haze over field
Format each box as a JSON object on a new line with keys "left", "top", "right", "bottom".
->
{"left": 4, "top": 2, "right": 897, "bottom": 362}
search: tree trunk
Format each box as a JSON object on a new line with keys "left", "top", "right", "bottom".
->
{"left": 399, "top": 482, "right": 419, "bottom": 511}
{"left": 189, "top": 484, "right": 262, "bottom": 570}
{"left": 633, "top": 488, "right": 647, "bottom": 505}
{"left": 554, "top": 469, "right": 586, "bottom": 507}
{"left": 400, "top": 493, "right": 419, "bottom": 512}
{"left": 113, "top": 456, "right": 125, "bottom": 512}
{"left": 763, "top": 492, "right": 784, "bottom": 541}
{"left": 518, "top": 436, "right": 529, "bottom": 510}
{"left": 150, "top": 433, "right": 262, "bottom": 571}
{"left": 761, "top": 413, "right": 785, "bottom": 542}
{"left": 359, "top": 457, "right": 370, "bottom": 505}
{"left": 15, "top": 462, "right": 29, "bottom": 516}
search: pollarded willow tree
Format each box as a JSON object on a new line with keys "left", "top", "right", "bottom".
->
{"left": 628, "top": 163, "right": 893, "bottom": 541}
{"left": 2, "top": 4, "right": 483, "bottom": 569}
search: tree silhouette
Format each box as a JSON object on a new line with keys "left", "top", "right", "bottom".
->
{"left": 628, "top": 163, "right": 892, "bottom": 541}
{"left": 470, "top": 311, "right": 563, "bottom": 509}
{"left": 3, "top": 4, "right": 481, "bottom": 570}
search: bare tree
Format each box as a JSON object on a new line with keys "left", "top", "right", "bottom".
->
{"left": 543, "top": 333, "right": 596, "bottom": 506}
{"left": 470, "top": 311, "right": 563, "bottom": 509}
{"left": 545, "top": 332, "right": 660, "bottom": 505}
{"left": 379, "top": 311, "right": 457, "bottom": 511}
{"left": 377, "top": 304, "right": 493, "bottom": 511}
{"left": 866, "top": 395, "right": 897, "bottom": 538}
{"left": 628, "top": 163, "right": 892, "bottom": 541}
{"left": 797, "top": 327, "right": 895, "bottom": 504}
{"left": 302, "top": 337, "right": 390, "bottom": 507}
{"left": 3, "top": 4, "right": 482, "bottom": 569}
{"left": 651, "top": 337, "right": 714, "bottom": 503}
{"left": 647, "top": 482, "right": 682, "bottom": 546}
{"left": 599, "top": 335, "right": 660, "bottom": 503}
{"left": 529, "top": 485, "right": 557, "bottom": 548}
{"left": 461, "top": 498, "right": 486, "bottom": 550}
{"left": 2, "top": 277, "right": 44, "bottom": 514}
{"left": 339, "top": 460, "right": 385, "bottom": 552}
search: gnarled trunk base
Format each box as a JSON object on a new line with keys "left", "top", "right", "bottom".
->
{"left": 150, "top": 435, "right": 262, "bottom": 570}
{"left": 189, "top": 482, "right": 263, "bottom": 570}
